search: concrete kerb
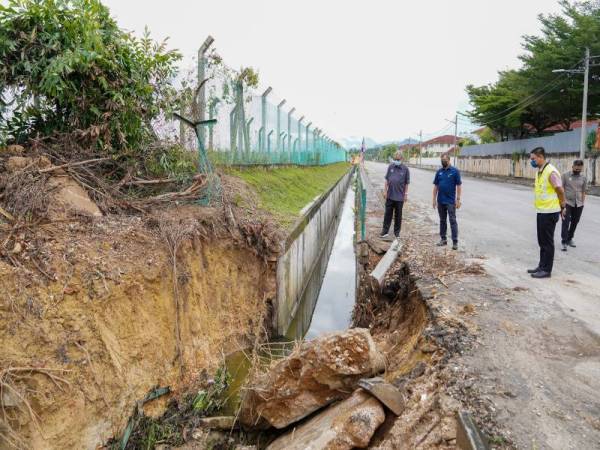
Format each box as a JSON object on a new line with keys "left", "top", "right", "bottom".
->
{"left": 406, "top": 164, "right": 600, "bottom": 197}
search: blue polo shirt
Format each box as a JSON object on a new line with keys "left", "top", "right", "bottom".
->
{"left": 433, "top": 166, "right": 462, "bottom": 205}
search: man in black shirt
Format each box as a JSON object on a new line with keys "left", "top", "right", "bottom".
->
{"left": 380, "top": 151, "right": 410, "bottom": 239}
{"left": 561, "top": 159, "right": 587, "bottom": 251}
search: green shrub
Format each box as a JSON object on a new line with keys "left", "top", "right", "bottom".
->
{"left": 0, "top": 0, "right": 181, "bottom": 153}
{"left": 145, "top": 145, "right": 198, "bottom": 181}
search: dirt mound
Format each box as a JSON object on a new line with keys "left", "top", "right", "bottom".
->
{"left": 1, "top": 155, "right": 102, "bottom": 220}
{"left": 0, "top": 193, "right": 281, "bottom": 449}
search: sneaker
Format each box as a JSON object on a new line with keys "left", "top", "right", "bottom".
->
{"left": 561, "top": 243, "right": 568, "bottom": 252}
{"left": 436, "top": 240, "right": 447, "bottom": 247}
{"left": 567, "top": 240, "right": 576, "bottom": 248}
{"left": 379, "top": 232, "right": 389, "bottom": 239}
{"left": 452, "top": 242, "right": 458, "bottom": 250}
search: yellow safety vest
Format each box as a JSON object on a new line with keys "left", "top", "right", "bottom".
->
{"left": 534, "top": 163, "right": 561, "bottom": 213}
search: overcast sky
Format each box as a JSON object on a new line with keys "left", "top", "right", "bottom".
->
{"left": 102, "top": 0, "right": 564, "bottom": 143}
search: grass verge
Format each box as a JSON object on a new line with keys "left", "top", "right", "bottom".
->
{"left": 227, "top": 163, "right": 350, "bottom": 227}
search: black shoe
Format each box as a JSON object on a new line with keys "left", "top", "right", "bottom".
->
{"left": 527, "top": 267, "right": 540, "bottom": 274}
{"left": 567, "top": 240, "right": 576, "bottom": 248}
{"left": 561, "top": 243, "right": 568, "bottom": 252}
{"left": 452, "top": 242, "right": 458, "bottom": 250}
{"left": 436, "top": 240, "right": 447, "bottom": 247}
{"left": 531, "top": 270, "right": 551, "bottom": 278}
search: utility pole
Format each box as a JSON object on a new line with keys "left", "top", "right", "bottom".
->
{"left": 446, "top": 115, "right": 458, "bottom": 166}
{"left": 580, "top": 47, "right": 590, "bottom": 160}
{"left": 552, "top": 47, "right": 600, "bottom": 159}
{"left": 453, "top": 113, "right": 458, "bottom": 166}
{"left": 419, "top": 130, "right": 422, "bottom": 166}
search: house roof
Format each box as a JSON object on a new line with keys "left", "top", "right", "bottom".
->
{"left": 540, "top": 119, "right": 599, "bottom": 132}
{"left": 422, "top": 135, "right": 456, "bottom": 146}
{"left": 398, "top": 143, "right": 416, "bottom": 150}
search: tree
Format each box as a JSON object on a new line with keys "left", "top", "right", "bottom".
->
{"left": 466, "top": 1, "right": 600, "bottom": 138}
{"left": 0, "top": 0, "right": 181, "bottom": 153}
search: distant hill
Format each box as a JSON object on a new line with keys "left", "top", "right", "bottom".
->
{"left": 339, "top": 136, "right": 378, "bottom": 150}
{"left": 340, "top": 136, "right": 418, "bottom": 149}
{"left": 378, "top": 138, "right": 419, "bottom": 147}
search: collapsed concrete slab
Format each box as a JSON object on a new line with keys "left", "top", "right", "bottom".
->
{"left": 266, "top": 389, "right": 385, "bottom": 450}
{"left": 358, "top": 376, "right": 405, "bottom": 415}
{"left": 239, "top": 328, "right": 385, "bottom": 429}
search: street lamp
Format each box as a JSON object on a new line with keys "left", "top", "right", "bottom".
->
{"left": 552, "top": 48, "right": 600, "bottom": 159}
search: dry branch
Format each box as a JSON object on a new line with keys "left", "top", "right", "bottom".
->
{"left": 124, "top": 178, "right": 177, "bottom": 186}
{"left": 38, "top": 157, "right": 111, "bottom": 173}
{"left": 0, "top": 207, "right": 15, "bottom": 222}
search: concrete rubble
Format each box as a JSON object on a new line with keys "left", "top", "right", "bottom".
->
{"left": 239, "top": 328, "right": 385, "bottom": 429}
{"left": 266, "top": 389, "right": 385, "bottom": 450}
{"left": 358, "top": 376, "right": 405, "bottom": 415}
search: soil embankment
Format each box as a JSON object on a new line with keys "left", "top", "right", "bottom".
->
{"left": 0, "top": 206, "right": 278, "bottom": 449}
{"left": 0, "top": 156, "right": 354, "bottom": 449}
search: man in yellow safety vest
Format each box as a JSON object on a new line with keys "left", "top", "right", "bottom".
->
{"left": 527, "top": 147, "right": 567, "bottom": 278}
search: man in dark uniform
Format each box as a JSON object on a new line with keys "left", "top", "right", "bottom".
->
{"left": 380, "top": 151, "right": 410, "bottom": 239}
{"left": 433, "top": 153, "right": 462, "bottom": 250}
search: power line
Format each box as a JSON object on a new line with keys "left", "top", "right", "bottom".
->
{"left": 421, "top": 122, "right": 454, "bottom": 139}
{"left": 479, "top": 81, "right": 566, "bottom": 125}
{"left": 467, "top": 58, "right": 583, "bottom": 123}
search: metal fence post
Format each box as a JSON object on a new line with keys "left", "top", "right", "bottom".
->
{"left": 305, "top": 122, "right": 312, "bottom": 152}
{"left": 229, "top": 105, "right": 237, "bottom": 152}
{"left": 267, "top": 130, "right": 274, "bottom": 153}
{"left": 287, "top": 107, "right": 296, "bottom": 152}
{"left": 260, "top": 87, "right": 272, "bottom": 152}
{"left": 208, "top": 98, "right": 218, "bottom": 150}
{"left": 197, "top": 35, "right": 214, "bottom": 151}
{"left": 298, "top": 116, "right": 304, "bottom": 156}
{"left": 246, "top": 117, "right": 254, "bottom": 153}
{"left": 277, "top": 99, "right": 286, "bottom": 152}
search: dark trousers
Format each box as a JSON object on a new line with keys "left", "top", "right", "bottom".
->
{"left": 438, "top": 203, "right": 458, "bottom": 243}
{"left": 537, "top": 212, "right": 559, "bottom": 273}
{"left": 382, "top": 199, "right": 404, "bottom": 237}
{"left": 561, "top": 205, "right": 584, "bottom": 243}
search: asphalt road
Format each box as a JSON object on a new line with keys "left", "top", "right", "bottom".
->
{"left": 367, "top": 161, "right": 600, "bottom": 334}
{"left": 366, "top": 161, "right": 600, "bottom": 449}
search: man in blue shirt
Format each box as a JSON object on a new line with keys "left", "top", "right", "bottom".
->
{"left": 433, "top": 153, "right": 462, "bottom": 250}
{"left": 380, "top": 151, "right": 410, "bottom": 239}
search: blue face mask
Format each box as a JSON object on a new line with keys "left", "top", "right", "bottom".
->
{"left": 393, "top": 160, "right": 402, "bottom": 166}
{"left": 530, "top": 159, "right": 538, "bottom": 168}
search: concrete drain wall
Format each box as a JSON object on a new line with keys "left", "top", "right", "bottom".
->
{"left": 274, "top": 168, "right": 353, "bottom": 339}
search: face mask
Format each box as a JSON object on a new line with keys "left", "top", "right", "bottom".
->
{"left": 441, "top": 161, "right": 449, "bottom": 168}
{"left": 530, "top": 159, "right": 538, "bottom": 168}
{"left": 573, "top": 170, "right": 582, "bottom": 175}
{"left": 393, "top": 160, "right": 402, "bottom": 166}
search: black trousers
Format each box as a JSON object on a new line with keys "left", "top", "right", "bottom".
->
{"left": 561, "top": 205, "right": 584, "bottom": 243}
{"left": 537, "top": 212, "right": 559, "bottom": 273}
{"left": 438, "top": 203, "right": 458, "bottom": 243}
{"left": 382, "top": 199, "right": 404, "bottom": 237}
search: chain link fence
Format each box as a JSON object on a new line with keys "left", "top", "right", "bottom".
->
{"left": 177, "top": 36, "right": 346, "bottom": 167}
